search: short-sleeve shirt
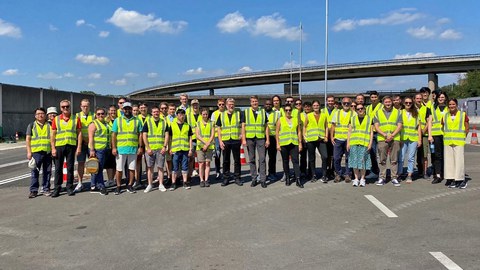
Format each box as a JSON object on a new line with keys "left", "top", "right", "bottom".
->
{"left": 373, "top": 108, "right": 403, "bottom": 125}
{"left": 112, "top": 116, "right": 143, "bottom": 155}
{"left": 51, "top": 114, "right": 82, "bottom": 130}
{"left": 165, "top": 122, "right": 193, "bottom": 137}
{"left": 239, "top": 109, "right": 269, "bottom": 124}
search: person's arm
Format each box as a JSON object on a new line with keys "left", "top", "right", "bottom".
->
{"left": 88, "top": 123, "right": 96, "bottom": 157}
{"left": 324, "top": 117, "right": 329, "bottom": 142}
{"left": 241, "top": 122, "right": 247, "bottom": 146}
{"left": 297, "top": 123, "right": 302, "bottom": 152}
{"left": 303, "top": 117, "right": 309, "bottom": 142}
{"left": 330, "top": 123, "right": 336, "bottom": 145}
{"left": 207, "top": 123, "right": 215, "bottom": 146}
{"left": 143, "top": 132, "right": 152, "bottom": 155}
{"left": 427, "top": 114, "right": 433, "bottom": 143}
{"left": 162, "top": 131, "right": 170, "bottom": 155}
{"left": 264, "top": 123, "right": 270, "bottom": 148}
{"left": 367, "top": 126, "right": 374, "bottom": 151}
{"left": 346, "top": 125, "right": 352, "bottom": 151}
{"left": 76, "top": 127, "right": 83, "bottom": 156}
{"left": 275, "top": 120, "right": 281, "bottom": 151}
{"left": 188, "top": 135, "right": 193, "bottom": 157}
{"left": 26, "top": 134, "right": 32, "bottom": 160}
{"left": 111, "top": 132, "right": 118, "bottom": 156}
{"left": 465, "top": 114, "right": 470, "bottom": 136}
{"left": 417, "top": 123, "right": 422, "bottom": 147}
{"left": 137, "top": 121, "right": 144, "bottom": 155}
{"left": 50, "top": 129, "right": 57, "bottom": 157}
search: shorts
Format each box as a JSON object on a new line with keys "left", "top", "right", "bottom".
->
{"left": 165, "top": 152, "right": 172, "bottom": 161}
{"left": 196, "top": 149, "right": 214, "bottom": 162}
{"left": 173, "top": 151, "right": 189, "bottom": 173}
{"left": 145, "top": 150, "right": 166, "bottom": 168}
{"left": 116, "top": 154, "right": 137, "bottom": 172}
{"left": 104, "top": 149, "right": 116, "bottom": 169}
{"left": 76, "top": 143, "right": 89, "bottom": 162}
{"left": 421, "top": 137, "right": 429, "bottom": 158}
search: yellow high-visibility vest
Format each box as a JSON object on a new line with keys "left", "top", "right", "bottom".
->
{"left": 443, "top": 111, "right": 466, "bottom": 146}
{"left": 55, "top": 115, "right": 77, "bottom": 147}
{"left": 244, "top": 108, "right": 266, "bottom": 139}
{"left": 197, "top": 120, "right": 215, "bottom": 150}
{"left": 220, "top": 111, "right": 241, "bottom": 140}
{"left": 401, "top": 110, "right": 419, "bottom": 142}
{"left": 116, "top": 116, "right": 139, "bottom": 148}
{"left": 92, "top": 119, "right": 109, "bottom": 150}
{"left": 322, "top": 107, "right": 337, "bottom": 129}
{"left": 333, "top": 110, "right": 352, "bottom": 140}
{"left": 305, "top": 112, "right": 327, "bottom": 142}
{"left": 171, "top": 121, "right": 190, "bottom": 152}
{"left": 267, "top": 111, "right": 280, "bottom": 136}
{"left": 31, "top": 121, "right": 51, "bottom": 152}
{"left": 278, "top": 116, "right": 299, "bottom": 146}
{"left": 431, "top": 106, "right": 448, "bottom": 136}
{"left": 349, "top": 115, "right": 372, "bottom": 147}
{"left": 145, "top": 118, "right": 166, "bottom": 150}
{"left": 375, "top": 108, "right": 401, "bottom": 142}
{"left": 76, "top": 111, "right": 94, "bottom": 140}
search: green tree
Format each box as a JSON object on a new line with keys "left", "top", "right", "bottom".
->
{"left": 80, "top": 90, "right": 96, "bottom": 95}
{"left": 445, "top": 71, "right": 480, "bottom": 98}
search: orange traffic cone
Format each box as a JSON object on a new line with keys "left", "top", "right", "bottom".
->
{"left": 15, "top": 132, "right": 19, "bottom": 141}
{"left": 471, "top": 125, "right": 478, "bottom": 145}
{"left": 194, "top": 152, "right": 199, "bottom": 170}
{"left": 63, "top": 160, "right": 67, "bottom": 183}
{"left": 240, "top": 145, "right": 247, "bottom": 165}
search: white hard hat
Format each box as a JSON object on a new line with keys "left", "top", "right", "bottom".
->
{"left": 28, "top": 158, "right": 37, "bottom": 170}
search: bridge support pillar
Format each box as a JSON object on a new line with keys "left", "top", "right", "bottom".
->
{"left": 428, "top": 73, "right": 438, "bottom": 91}
{"left": 209, "top": 89, "right": 215, "bottom": 96}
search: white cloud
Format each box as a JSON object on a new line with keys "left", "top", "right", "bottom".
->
{"left": 37, "top": 72, "right": 62, "bottom": 80}
{"left": 406, "top": 26, "right": 435, "bottom": 39}
{"left": 87, "top": 73, "right": 102, "bottom": 79}
{"left": 333, "top": 9, "right": 423, "bottom": 32}
{"left": 107, "top": 7, "right": 187, "bottom": 34}
{"left": 2, "top": 69, "right": 19, "bottom": 76}
{"left": 147, "top": 72, "right": 158, "bottom": 78}
{"left": 436, "top": 17, "right": 451, "bottom": 25}
{"left": 440, "top": 29, "right": 462, "bottom": 40}
{"left": 75, "top": 54, "right": 110, "bottom": 65}
{"left": 87, "top": 83, "right": 95, "bottom": 87}
{"left": 238, "top": 66, "right": 253, "bottom": 73}
{"left": 76, "top": 19, "right": 85, "bottom": 26}
{"left": 63, "top": 72, "right": 75, "bottom": 78}
{"left": 110, "top": 78, "right": 127, "bottom": 86}
{"left": 306, "top": 60, "right": 319, "bottom": 66}
{"left": 184, "top": 67, "right": 205, "bottom": 75}
{"left": 217, "top": 11, "right": 248, "bottom": 33}
{"left": 124, "top": 72, "right": 138, "bottom": 77}
{"left": 0, "top": 18, "right": 22, "bottom": 38}
{"left": 282, "top": 61, "right": 300, "bottom": 69}
{"left": 49, "top": 24, "right": 58, "bottom": 31}
{"left": 394, "top": 52, "right": 437, "bottom": 59}
{"left": 99, "top": 31, "right": 110, "bottom": 38}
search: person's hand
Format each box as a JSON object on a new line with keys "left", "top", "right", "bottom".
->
{"left": 27, "top": 153, "right": 32, "bottom": 160}
{"left": 147, "top": 148, "right": 153, "bottom": 156}
{"left": 277, "top": 145, "right": 281, "bottom": 151}
{"left": 324, "top": 137, "right": 328, "bottom": 143}
{"left": 188, "top": 150, "right": 193, "bottom": 157}
{"left": 89, "top": 149, "right": 96, "bottom": 158}
{"left": 241, "top": 139, "right": 247, "bottom": 147}
{"left": 346, "top": 143, "right": 350, "bottom": 152}
{"left": 112, "top": 148, "right": 118, "bottom": 156}
{"left": 169, "top": 150, "right": 173, "bottom": 155}
{"left": 298, "top": 144, "right": 303, "bottom": 152}
{"left": 428, "top": 136, "right": 434, "bottom": 144}
{"left": 331, "top": 138, "right": 336, "bottom": 145}
{"left": 76, "top": 147, "right": 82, "bottom": 157}
{"left": 367, "top": 144, "right": 372, "bottom": 151}
{"left": 265, "top": 141, "right": 270, "bottom": 148}
{"left": 220, "top": 141, "right": 225, "bottom": 150}
{"left": 138, "top": 147, "right": 144, "bottom": 155}
{"left": 202, "top": 145, "right": 208, "bottom": 152}
{"left": 51, "top": 148, "right": 57, "bottom": 157}
{"left": 160, "top": 147, "right": 166, "bottom": 155}
{"left": 417, "top": 141, "right": 422, "bottom": 148}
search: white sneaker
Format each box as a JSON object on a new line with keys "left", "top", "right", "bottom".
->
{"left": 74, "top": 182, "right": 83, "bottom": 192}
{"left": 359, "top": 179, "right": 366, "bottom": 187}
{"left": 376, "top": 178, "right": 385, "bottom": 186}
{"left": 153, "top": 178, "right": 159, "bottom": 184}
{"left": 352, "top": 179, "right": 359, "bottom": 187}
{"left": 132, "top": 182, "right": 140, "bottom": 189}
{"left": 391, "top": 179, "right": 401, "bottom": 187}
{"left": 158, "top": 184, "right": 167, "bottom": 192}
{"left": 144, "top": 184, "right": 153, "bottom": 193}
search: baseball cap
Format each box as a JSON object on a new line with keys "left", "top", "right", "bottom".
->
{"left": 191, "top": 99, "right": 199, "bottom": 105}
{"left": 122, "top": 102, "right": 132, "bottom": 108}
{"left": 176, "top": 108, "right": 186, "bottom": 114}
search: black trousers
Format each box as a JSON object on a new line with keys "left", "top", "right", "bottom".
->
{"left": 369, "top": 133, "right": 380, "bottom": 174}
{"left": 280, "top": 144, "right": 301, "bottom": 179}
{"left": 267, "top": 135, "right": 277, "bottom": 175}
{"left": 431, "top": 135, "right": 444, "bottom": 178}
{"left": 306, "top": 140, "right": 328, "bottom": 179}
{"left": 223, "top": 141, "right": 241, "bottom": 180}
{"left": 300, "top": 142, "right": 307, "bottom": 175}
{"left": 54, "top": 144, "right": 76, "bottom": 192}
{"left": 326, "top": 140, "right": 334, "bottom": 175}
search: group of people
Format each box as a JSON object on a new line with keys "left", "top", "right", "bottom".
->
{"left": 26, "top": 89, "right": 470, "bottom": 198}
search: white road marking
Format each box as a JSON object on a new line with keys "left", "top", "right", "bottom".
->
{"left": 430, "top": 252, "right": 463, "bottom": 270}
{"left": 364, "top": 195, "right": 398, "bottom": 218}
{"left": 0, "top": 160, "right": 28, "bottom": 169}
{"left": 0, "top": 173, "right": 31, "bottom": 185}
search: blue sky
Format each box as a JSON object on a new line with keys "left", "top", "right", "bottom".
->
{"left": 1, "top": 0, "right": 479, "bottom": 96}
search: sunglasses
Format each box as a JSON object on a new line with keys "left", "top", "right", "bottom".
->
{"left": 118, "top": 102, "right": 124, "bottom": 104}
{"left": 404, "top": 102, "right": 412, "bottom": 105}
{"left": 61, "top": 105, "right": 70, "bottom": 109}
{"left": 160, "top": 107, "right": 167, "bottom": 110}
{"left": 343, "top": 102, "right": 351, "bottom": 106}
{"left": 295, "top": 102, "right": 302, "bottom": 105}
{"left": 356, "top": 107, "right": 365, "bottom": 111}
{"left": 285, "top": 109, "right": 292, "bottom": 112}
{"left": 96, "top": 112, "right": 105, "bottom": 116}
{"left": 218, "top": 103, "right": 225, "bottom": 106}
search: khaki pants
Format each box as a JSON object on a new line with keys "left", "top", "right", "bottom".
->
{"left": 444, "top": 145, "right": 465, "bottom": 181}
{"left": 377, "top": 140, "right": 400, "bottom": 180}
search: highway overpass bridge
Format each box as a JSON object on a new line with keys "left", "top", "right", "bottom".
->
{"left": 128, "top": 54, "right": 480, "bottom": 102}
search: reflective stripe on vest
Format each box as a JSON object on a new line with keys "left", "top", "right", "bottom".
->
{"left": 322, "top": 107, "right": 337, "bottom": 129}
{"left": 146, "top": 118, "right": 166, "bottom": 150}
{"left": 220, "top": 112, "right": 241, "bottom": 140}
{"left": 431, "top": 106, "right": 448, "bottom": 136}
{"left": 366, "top": 103, "right": 383, "bottom": 118}
{"left": 418, "top": 105, "right": 428, "bottom": 136}
{"left": 443, "top": 111, "right": 466, "bottom": 146}
{"left": 55, "top": 115, "right": 77, "bottom": 146}
{"left": 117, "top": 117, "right": 139, "bottom": 148}
{"left": 333, "top": 110, "right": 352, "bottom": 140}
{"left": 245, "top": 108, "right": 266, "bottom": 139}
{"left": 349, "top": 115, "right": 371, "bottom": 147}
{"left": 267, "top": 111, "right": 280, "bottom": 136}
{"left": 376, "top": 108, "right": 401, "bottom": 141}
{"left": 305, "top": 112, "right": 327, "bottom": 142}
{"left": 171, "top": 121, "right": 190, "bottom": 152}
{"left": 31, "top": 121, "right": 51, "bottom": 152}
{"left": 279, "top": 117, "right": 298, "bottom": 146}
{"left": 212, "top": 110, "right": 222, "bottom": 136}
{"left": 187, "top": 111, "right": 200, "bottom": 140}
{"left": 197, "top": 120, "right": 215, "bottom": 150}
{"left": 76, "top": 112, "right": 94, "bottom": 139}
{"left": 93, "top": 119, "right": 109, "bottom": 150}
{"left": 401, "top": 110, "right": 419, "bottom": 142}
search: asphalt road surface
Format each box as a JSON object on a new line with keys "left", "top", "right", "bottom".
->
{"left": 1, "top": 143, "right": 479, "bottom": 269}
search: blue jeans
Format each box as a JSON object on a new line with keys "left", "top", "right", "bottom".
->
{"left": 89, "top": 149, "right": 106, "bottom": 189}
{"left": 369, "top": 133, "right": 379, "bottom": 174}
{"left": 30, "top": 152, "right": 52, "bottom": 192}
{"left": 173, "top": 151, "right": 189, "bottom": 173}
{"left": 399, "top": 141, "right": 418, "bottom": 174}
{"left": 333, "top": 139, "right": 350, "bottom": 176}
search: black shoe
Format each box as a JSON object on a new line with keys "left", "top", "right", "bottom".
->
{"left": 310, "top": 177, "right": 317, "bottom": 183}
{"left": 286, "top": 177, "right": 292, "bottom": 186}
{"left": 459, "top": 180, "right": 468, "bottom": 189}
{"left": 28, "top": 191, "right": 38, "bottom": 199}
{"left": 251, "top": 180, "right": 257, "bottom": 187}
{"left": 235, "top": 179, "right": 243, "bottom": 186}
{"left": 200, "top": 181, "right": 205, "bottom": 188}
{"left": 127, "top": 185, "right": 136, "bottom": 194}
{"left": 320, "top": 176, "right": 328, "bottom": 183}
{"left": 455, "top": 181, "right": 463, "bottom": 188}
{"left": 67, "top": 189, "right": 75, "bottom": 196}
{"left": 445, "top": 179, "right": 453, "bottom": 187}
{"left": 114, "top": 187, "right": 121, "bottom": 195}
{"left": 221, "top": 179, "right": 229, "bottom": 186}
{"left": 51, "top": 189, "right": 60, "bottom": 198}
{"left": 261, "top": 181, "right": 267, "bottom": 188}
{"left": 431, "top": 177, "right": 442, "bottom": 184}
{"left": 296, "top": 178, "right": 304, "bottom": 188}
{"left": 100, "top": 188, "right": 108, "bottom": 195}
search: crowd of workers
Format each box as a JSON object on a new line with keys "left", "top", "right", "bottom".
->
{"left": 25, "top": 87, "right": 470, "bottom": 198}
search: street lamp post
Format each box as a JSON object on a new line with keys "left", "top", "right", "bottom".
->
{"left": 299, "top": 22, "right": 303, "bottom": 99}
{"left": 290, "top": 51, "right": 293, "bottom": 96}
{"left": 324, "top": 0, "right": 329, "bottom": 106}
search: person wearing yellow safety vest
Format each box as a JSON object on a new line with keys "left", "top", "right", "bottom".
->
{"left": 397, "top": 97, "right": 422, "bottom": 184}
{"left": 430, "top": 91, "right": 449, "bottom": 184}
{"left": 276, "top": 104, "right": 303, "bottom": 188}
{"left": 217, "top": 98, "right": 243, "bottom": 186}
{"left": 164, "top": 103, "right": 177, "bottom": 185}
{"left": 26, "top": 107, "right": 52, "bottom": 198}
{"left": 241, "top": 95, "right": 270, "bottom": 188}
{"left": 50, "top": 100, "right": 83, "bottom": 197}
{"left": 365, "top": 91, "right": 382, "bottom": 178}
{"left": 322, "top": 95, "right": 337, "bottom": 180}
{"left": 87, "top": 107, "right": 110, "bottom": 196}
{"left": 74, "top": 99, "right": 94, "bottom": 193}
{"left": 264, "top": 99, "right": 281, "bottom": 182}
{"left": 331, "top": 97, "right": 354, "bottom": 183}
{"left": 196, "top": 108, "right": 215, "bottom": 187}
{"left": 295, "top": 99, "right": 308, "bottom": 179}
{"left": 187, "top": 99, "right": 201, "bottom": 182}
{"left": 347, "top": 103, "right": 373, "bottom": 187}
{"left": 414, "top": 93, "right": 433, "bottom": 180}
{"left": 442, "top": 99, "right": 470, "bottom": 189}
{"left": 116, "top": 97, "right": 126, "bottom": 118}
{"left": 111, "top": 102, "right": 144, "bottom": 195}
{"left": 103, "top": 105, "right": 118, "bottom": 188}
{"left": 142, "top": 106, "right": 170, "bottom": 193}
{"left": 159, "top": 102, "right": 169, "bottom": 119}
{"left": 133, "top": 103, "right": 151, "bottom": 190}
{"left": 303, "top": 100, "right": 329, "bottom": 183}
{"left": 420, "top": 87, "right": 433, "bottom": 110}
{"left": 373, "top": 96, "right": 403, "bottom": 187}
{"left": 167, "top": 108, "right": 193, "bottom": 190}
{"left": 177, "top": 93, "right": 191, "bottom": 115}
{"left": 211, "top": 98, "right": 226, "bottom": 181}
